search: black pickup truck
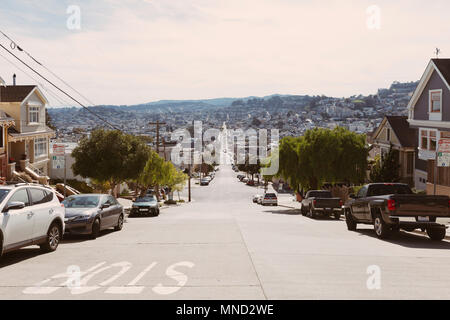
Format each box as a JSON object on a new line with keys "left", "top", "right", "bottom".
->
{"left": 343, "top": 183, "right": 450, "bottom": 241}
{"left": 301, "top": 190, "right": 343, "bottom": 220}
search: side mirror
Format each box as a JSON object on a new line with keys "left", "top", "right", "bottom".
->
{"left": 3, "top": 201, "right": 26, "bottom": 212}
{"left": 101, "top": 203, "right": 111, "bottom": 209}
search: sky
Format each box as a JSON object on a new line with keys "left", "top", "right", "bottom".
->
{"left": 0, "top": 0, "right": 450, "bottom": 107}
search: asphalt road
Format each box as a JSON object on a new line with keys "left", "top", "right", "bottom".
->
{"left": 1, "top": 163, "right": 450, "bottom": 299}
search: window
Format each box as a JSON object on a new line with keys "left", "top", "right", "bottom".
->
{"left": 107, "top": 196, "right": 117, "bottom": 205}
{"left": 29, "top": 188, "right": 52, "bottom": 205}
{"left": 430, "top": 131, "right": 437, "bottom": 151}
{"left": 367, "top": 184, "right": 413, "bottom": 196}
{"left": 421, "top": 130, "right": 428, "bottom": 149}
{"left": 420, "top": 129, "right": 437, "bottom": 151}
{"left": 357, "top": 186, "right": 368, "bottom": 198}
{"left": 0, "top": 126, "right": 3, "bottom": 148}
{"left": 386, "top": 128, "right": 391, "bottom": 141}
{"left": 29, "top": 106, "right": 40, "bottom": 123}
{"left": 34, "top": 138, "right": 47, "bottom": 158}
{"left": 8, "top": 189, "right": 30, "bottom": 206}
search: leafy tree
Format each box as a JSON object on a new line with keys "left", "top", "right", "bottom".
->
{"left": 72, "top": 129, "right": 150, "bottom": 196}
{"left": 46, "top": 109, "right": 56, "bottom": 130}
{"left": 277, "top": 128, "right": 368, "bottom": 191}
{"left": 138, "top": 150, "right": 166, "bottom": 199}
{"left": 167, "top": 167, "right": 188, "bottom": 201}
{"left": 369, "top": 147, "right": 400, "bottom": 183}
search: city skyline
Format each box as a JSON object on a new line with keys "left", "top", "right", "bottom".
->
{"left": 0, "top": 0, "right": 449, "bottom": 106}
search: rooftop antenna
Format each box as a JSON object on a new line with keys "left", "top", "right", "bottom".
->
{"left": 435, "top": 48, "right": 441, "bottom": 59}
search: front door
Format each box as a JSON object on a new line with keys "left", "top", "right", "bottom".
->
{"left": 28, "top": 188, "right": 53, "bottom": 240}
{"left": 2, "top": 189, "right": 34, "bottom": 249}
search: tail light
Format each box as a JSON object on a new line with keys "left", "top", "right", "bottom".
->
{"left": 313, "top": 200, "right": 317, "bottom": 206}
{"left": 387, "top": 199, "right": 396, "bottom": 211}
{"left": 339, "top": 200, "right": 343, "bottom": 207}
{"left": 448, "top": 200, "right": 450, "bottom": 209}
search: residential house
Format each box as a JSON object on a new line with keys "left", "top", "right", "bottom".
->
{"left": 0, "top": 82, "right": 55, "bottom": 183}
{"left": 370, "top": 116, "right": 417, "bottom": 187}
{"left": 0, "top": 111, "right": 15, "bottom": 181}
{"left": 407, "top": 58, "right": 450, "bottom": 195}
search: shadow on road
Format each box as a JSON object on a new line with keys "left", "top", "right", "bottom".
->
{"left": 0, "top": 248, "right": 42, "bottom": 268}
{"left": 355, "top": 229, "right": 450, "bottom": 249}
{"left": 62, "top": 229, "right": 116, "bottom": 244}
{"left": 264, "top": 208, "right": 301, "bottom": 216}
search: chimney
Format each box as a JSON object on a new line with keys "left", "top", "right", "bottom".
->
{"left": 13, "top": 74, "right": 16, "bottom": 86}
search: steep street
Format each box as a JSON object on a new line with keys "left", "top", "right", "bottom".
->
{"left": 1, "top": 161, "right": 450, "bottom": 299}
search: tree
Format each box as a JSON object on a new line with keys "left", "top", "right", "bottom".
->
{"left": 369, "top": 147, "right": 400, "bottom": 183}
{"left": 167, "top": 167, "right": 188, "bottom": 201}
{"left": 277, "top": 128, "right": 368, "bottom": 191}
{"left": 138, "top": 150, "right": 166, "bottom": 199}
{"left": 46, "top": 109, "right": 56, "bottom": 130}
{"left": 72, "top": 129, "right": 150, "bottom": 196}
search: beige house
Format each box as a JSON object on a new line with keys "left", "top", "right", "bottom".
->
{"left": 369, "top": 116, "right": 417, "bottom": 187}
{"left": 0, "top": 84, "right": 55, "bottom": 183}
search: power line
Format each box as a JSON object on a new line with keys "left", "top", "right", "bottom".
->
{"left": 0, "top": 42, "right": 121, "bottom": 131}
{"left": 0, "top": 50, "right": 72, "bottom": 107}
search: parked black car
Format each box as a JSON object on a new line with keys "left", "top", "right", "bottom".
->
{"left": 63, "top": 194, "right": 124, "bottom": 239}
{"left": 343, "top": 183, "right": 450, "bottom": 241}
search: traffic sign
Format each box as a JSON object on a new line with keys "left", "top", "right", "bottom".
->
{"left": 52, "top": 144, "right": 66, "bottom": 156}
{"left": 438, "top": 152, "right": 450, "bottom": 167}
{"left": 438, "top": 139, "right": 450, "bottom": 153}
{"left": 52, "top": 155, "right": 65, "bottom": 169}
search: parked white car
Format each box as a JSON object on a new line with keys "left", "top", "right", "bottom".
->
{"left": 261, "top": 193, "right": 278, "bottom": 206}
{"left": 0, "top": 184, "right": 65, "bottom": 258}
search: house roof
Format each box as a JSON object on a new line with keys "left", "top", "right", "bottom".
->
{"left": 385, "top": 116, "right": 417, "bottom": 148}
{"left": 0, "top": 85, "right": 36, "bottom": 102}
{"left": 0, "top": 111, "right": 15, "bottom": 123}
{"left": 432, "top": 59, "right": 450, "bottom": 85}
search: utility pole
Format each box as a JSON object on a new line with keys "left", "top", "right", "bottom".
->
{"left": 148, "top": 121, "right": 166, "bottom": 154}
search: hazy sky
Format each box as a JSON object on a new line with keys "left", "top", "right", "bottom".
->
{"left": 0, "top": 0, "right": 449, "bottom": 106}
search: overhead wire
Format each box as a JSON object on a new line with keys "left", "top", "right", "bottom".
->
{"left": 0, "top": 30, "right": 121, "bottom": 131}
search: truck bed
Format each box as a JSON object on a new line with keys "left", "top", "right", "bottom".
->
{"left": 389, "top": 194, "right": 450, "bottom": 217}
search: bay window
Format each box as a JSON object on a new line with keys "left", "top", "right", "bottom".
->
{"left": 29, "top": 106, "right": 40, "bottom": 124}
{"left": 34, "top": 138, "right": 47, "bottom": 158}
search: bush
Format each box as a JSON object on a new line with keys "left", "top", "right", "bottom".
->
{"left": 164, "top": 199, "right": 177, "bottom": 205}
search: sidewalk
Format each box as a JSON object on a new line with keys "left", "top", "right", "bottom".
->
{"left": 268, "top": 184, "right": 302, "bottom": 210}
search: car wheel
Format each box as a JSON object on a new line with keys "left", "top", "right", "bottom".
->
{"left": 300, "top": 205, "right": 307, "bottom": 216}
{"left": 40, "top": 222, "right": 62, "bottom": 253}
{"left": 0, "top": 237, "right": 3, "bottom": 259}
{"left": 345, "top": 209, "right": 357, "bottom": 231}
{"left": 90, "top": 218, "right": 101, "bottom": 239}
{"left": 373, "top": 213, "right": 391, "bottom": 239}
{"left": 333, "top": 212, "right": 341, "bottom": 220}
{"left": 114, "top": 214, "right": 124, "bottom": 231}
{"left": 308, "top": 207, "right": 315, "bottom": 218}
{"left": 427, "top": 226, "right": 446, "bottom": 241}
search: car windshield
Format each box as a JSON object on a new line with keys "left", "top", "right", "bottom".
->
{"left": 135, "top": 196, "right": 156, "bottom": 203}
{"left": 265, "top": 193, "right": 277, "bottom": 198}
{"left": 368, "top": 184, "right": 413, "bottom": 196}
{"left": 308, "top": 191, "right": 332, "bottom": 198}
{"left": 0, "top": 189, "right": 10, "bottom": 203}
{"left": 63, "top": 196, "right": 100, "bottom": 208}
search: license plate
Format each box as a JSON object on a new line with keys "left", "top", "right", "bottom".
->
{"left": 418, "top": 216, "right": 429, "bottom": 222}
{"left": 139, "top": 209, "right": 148, "bottom": 211}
